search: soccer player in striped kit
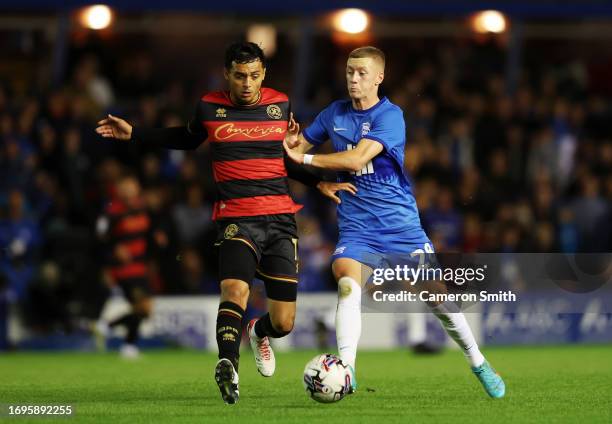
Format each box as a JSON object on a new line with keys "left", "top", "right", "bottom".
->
{"left": 95, "top": 175, "right": 153, "bottom": 359}
{"left": 96, "top": 42, "right": 355, "bottom": 404}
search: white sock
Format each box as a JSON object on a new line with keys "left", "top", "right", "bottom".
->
{"left": 335, "top": 276, "right": 362, "bottom": 369}
{"left": 430, "top": 303, "right": 485, "bottom": 368}
{"left": 407, "top": 313, "right": 427, "bottom": 345}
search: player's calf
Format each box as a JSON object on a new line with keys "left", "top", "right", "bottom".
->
{"left": 215, "top": 300, "right": 245, "bottom": 375}
{"left": 270, "top": 313, "right": 294, "bottom": 334}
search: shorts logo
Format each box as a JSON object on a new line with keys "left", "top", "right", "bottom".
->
{"left": 216, "top": 108, "right": 227, "bottom": 118}
{"left": 266, "top": 104, "right": 282, "bottom": 120}
{"left": 224, "top": 224, "right": 239, "bottom": 239}
{"left": 333, "top": 246, "right": 346, "bottom": 255}
{"left": 361, "top": 122, "right": 371, "bottom": 136}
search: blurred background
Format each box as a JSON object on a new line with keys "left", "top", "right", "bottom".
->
{"left": 1, "top": 1, "right": 611, "bottom": 351}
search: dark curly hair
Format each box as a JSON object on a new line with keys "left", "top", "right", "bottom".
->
{"left": 224, "top": 42, "right": 266, "bottom": 70}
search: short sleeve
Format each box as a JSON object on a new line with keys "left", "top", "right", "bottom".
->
{"left": 303, "top": 106, "right": 331, "bottom": 146}
{"left": 362, "top": 107, "right": 405, "bottom": 154}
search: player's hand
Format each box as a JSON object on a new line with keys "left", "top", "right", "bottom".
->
{"left": 285, "top": 112, "right": 301, "bottom": 148}
{"left": 102, "top": 269, "right": 117, "bottom": 289}
{"left": 317, "top": 181, "right": 357, "bottom": 204}
{"left": 114, "top": 244, "right": 132, "bottom": 263}
{"left": 153, "top": 230, "right": 169, "bottom": 248}
{"left": 283, "top": 139, "right": 305, "bottom": 164}
{"left": 96, "top": 114, "right": 133, "bottom": 140}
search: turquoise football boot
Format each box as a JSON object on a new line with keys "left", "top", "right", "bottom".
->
{"left": 347, "top": 364, "right": 358, "bottom": 394}
{"left": 471, "top": 360, "right": 506, "bottom": 398}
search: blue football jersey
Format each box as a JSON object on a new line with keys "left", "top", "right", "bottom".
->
{"left": 303, "top": 97, "right": 429, "bottom": 249}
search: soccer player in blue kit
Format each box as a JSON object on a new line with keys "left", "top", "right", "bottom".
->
{"left": 284, "top": 46, "right": 505, "bottom": 398}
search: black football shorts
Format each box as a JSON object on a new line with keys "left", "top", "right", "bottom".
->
{"left": 215, "top": 213, "right": 298, "bottom": 302}
{"left": 118, "top": 277, "right": 152, "bottom": 304}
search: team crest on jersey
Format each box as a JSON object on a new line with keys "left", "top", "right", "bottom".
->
{"left": 266, "top": 104, "right": 283, "bottom": 120}
{"left": 224, "top": 224, "right": 239, "bottom": 239}
{"left": 216, "top": 108, "right": 227, "bottom": 118}
{"left": 361, "top": 122, "right": 371, "bottom": 136}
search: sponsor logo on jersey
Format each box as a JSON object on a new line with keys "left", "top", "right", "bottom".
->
{"left": 213, "top": 123, "right": 285, "bottom": 140}
{"left": 266, "top": 104, "right": 283, "bottom": 119}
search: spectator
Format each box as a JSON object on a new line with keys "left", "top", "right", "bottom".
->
{"left": 0, "top": 190, "right": 41, "bottom": 302}
{"left": 422, "top": 187, "right": 462, "bottom": 250}
{"left": 172, "top": 183, "right": 212, "bottom": 246}
{"left": 571, "top": 174, "right": 609, "bottom": 251}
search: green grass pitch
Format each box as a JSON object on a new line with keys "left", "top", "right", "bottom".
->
{"left": 2, "top": 345, "right": 611, "bottom": 423}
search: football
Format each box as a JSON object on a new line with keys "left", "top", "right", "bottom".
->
{"left": 303, "top": 354, "right": 352, "bottom": 403}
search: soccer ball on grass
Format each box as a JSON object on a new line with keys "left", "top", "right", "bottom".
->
{"left": 303, "top": 354, "right": 352, "bottom": 403}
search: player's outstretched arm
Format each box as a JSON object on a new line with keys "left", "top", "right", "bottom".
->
{"left": 95, "top": 114, "right": 204, "bottom": 150}
{"left": 284, "top": 138, "right": 383, "bottom": 172}
{"left": 284, "top": 156, "right": 321, "bottom": 187}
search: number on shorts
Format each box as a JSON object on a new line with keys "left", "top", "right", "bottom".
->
{"left": 410, "top": 243, "right": 434, "bottom": 268}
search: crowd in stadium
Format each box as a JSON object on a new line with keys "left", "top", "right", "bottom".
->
{"left": 1, "top": 35, "right": 611, "bottom": 332}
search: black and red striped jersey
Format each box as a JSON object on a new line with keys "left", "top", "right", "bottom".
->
{"left": 99, "top": 199, "right": 151, "bottom": 281}
{"left": 189, "top": 87, "right": 302, "bottom": 220}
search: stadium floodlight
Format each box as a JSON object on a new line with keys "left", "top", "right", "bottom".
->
{"left": 81, "top": 4, "right": 113, "bottom": 30}
{"left": 247, "top": 24, "right": 277, "bottom": 57}
{"left": 472, "top": 10, "right": 507, "bottom": 34}
{"left": 333, "top": 8, "right": 369, "bottom": 34}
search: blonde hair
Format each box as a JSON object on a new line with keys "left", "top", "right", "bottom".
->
{"left": 348, "top": 46, "right": 385, "bottom": 70}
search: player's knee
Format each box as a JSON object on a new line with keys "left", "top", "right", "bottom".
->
{"left": 131, "top": 291, "right": 153, "bottom": 317}
{"left": 332, "top": 265, "right": 347, "bottom": 282}
{"left": 337, "top": 277, "right": 352, "bottom": 298}
{"left": 337, "top": 276, "right": 361, "bottom": 300}
{"left": 138, "top": 300, "right": 153, "bottom": 318}
{"left": 271, "top": 313, "right": 295, "bottom": 335}
{"left": 331, "top": 259, "right": 360, "bottom": 282}
{"left": 220, "top": 279, "right": 250, "bottom": 303}
{"left": 134, "top": 305, "right": 150, "bottom": 318}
